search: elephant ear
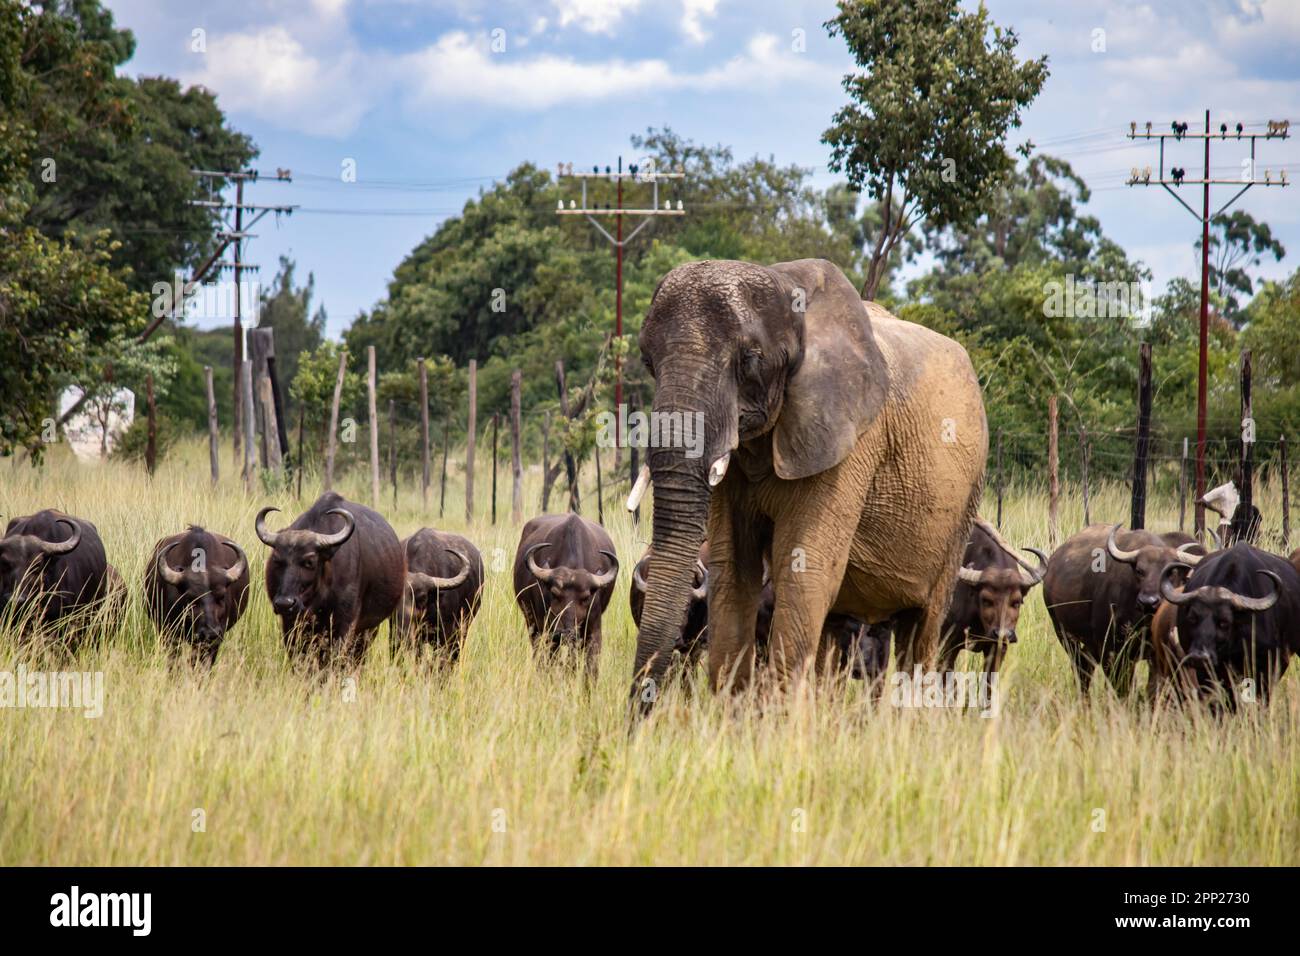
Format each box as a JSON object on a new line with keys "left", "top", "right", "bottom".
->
{"left": 769, "top": 260, "right": 890, "bottom": 480}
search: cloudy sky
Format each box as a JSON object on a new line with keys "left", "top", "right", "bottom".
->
{"left": 104, "top": 0, "right": 1300, "bottom": 336}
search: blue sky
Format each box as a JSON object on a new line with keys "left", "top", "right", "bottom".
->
{"left": 105, "top": 0, "right": 1300, "bottom": 337}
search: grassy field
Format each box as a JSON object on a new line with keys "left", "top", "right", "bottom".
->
{"left": 2, "top": 437, "right": 1298, "bottom": 865}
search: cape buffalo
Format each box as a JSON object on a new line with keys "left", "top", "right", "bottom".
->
{"left": 939, "top": 519, "right": 1047, "bottom": 674}
{"left": 394, "top": 528, "right": 484, "bottom": 663}
{"left": 1043, "top": 524, "right": 1203, "bottom": 697}
{"left": 514, "top": 513, "right": 618, "bottom": 678}
{"left": 0, "top": 511, "right": 109, "bottom": 645}
{"left": 1160, "top": 544, "right": 1300, "bottom": 706}
{"left": 144, "top": 526, "right": 250, "bottom": 666}
{"left": 256, "top": 492, "right": 404, "bottom": 669}
{"left": 630, "top": 544, "right": 709, "bottom": 672}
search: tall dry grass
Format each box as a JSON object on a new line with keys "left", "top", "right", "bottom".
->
{"left": 1, "top": 437, "right": 1297, "bottom": 865}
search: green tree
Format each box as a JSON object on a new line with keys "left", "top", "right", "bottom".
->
{"left": 258, "top": 256, "right": 326, "bottom": 418}
{"left": 1194, "top": 210, "right": 1286, "bottom": 321}
{"left": 823, "top": 0, "right": 1049, "bottom": 299}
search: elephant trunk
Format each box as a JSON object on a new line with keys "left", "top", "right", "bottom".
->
{"left": 629, "top": 393, "right": 718, "bottom": 719}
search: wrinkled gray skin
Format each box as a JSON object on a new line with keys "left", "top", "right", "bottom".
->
{"left": 631, "top": 258, "right": 987, "bottom": 716}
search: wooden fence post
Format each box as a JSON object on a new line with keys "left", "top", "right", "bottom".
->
{"left": 249, "top": 328, "right": 283, "bottom": 473}
{"left": 1130, "top": 342, "right": 1152, "bottom": 531}
{"left": 1281, "top": 435, "right": 1291, "bottom": 552}
{"left": 510, "top": 370, "right": 523, "bottom": 524}
{"left": 1080, "top": 425, "right": 1091, "bottom": 527}
{"left": 594, "top": 440, "right": 605, "bottom": 526}
{"left": 1048, "top": 396, "right": 1059, "bottom": 549}
{"left": 491, "top": 411, "right": 499, "bottom": 525}
{"left": 541, "top": 411, "right": 552, "bottom": 513}
{"left": 419, "top": 357, "right": 430, "bottom": 513}
{"left": 555, "top": 360, "right": 579, "bottom": 513}
{"left": 324, "top": 350, "right": 347, "bottom": 492}
{"left": 466, "top": 359, "right": 477, "bottom": 523}
{"left": 389, "top": 398, "right": 398, "bottom": 512}
{"left": 439, "top": 414, "right": 450, "bottom": 519}
{"left": 1179, "top": 437, "right": 1189, "bottom": 533}
{"left": 367, "top": 346, "right": 379, "bottom": 510}
{"left": 296, "top": 410, "right": 304, "bottom": 500}
{"left": 995, "top": 428, "right": 1004, "bottom": 530}
{"left": 204, "top": 366, "right": 218, "bottom": 487}
{"left": 145, "top": 373, "right": 157, "bottom": 476}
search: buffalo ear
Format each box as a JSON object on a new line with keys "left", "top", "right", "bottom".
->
{"left": 769, "top": 259, "right": 890, "bottom": 480}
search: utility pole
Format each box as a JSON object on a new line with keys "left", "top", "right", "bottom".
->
{"left": 555, "top": 158, "right": 685, "bottom": 464}
{"left": 190, "top": 168, "right": 296, "bottom": 468}
{"left": 1126, "top": 114, "right": 1290, "bottom": 535}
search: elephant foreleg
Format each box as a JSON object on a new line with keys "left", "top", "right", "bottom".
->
{"left": 705, "top": 497, "right": 768, "bottom": 695}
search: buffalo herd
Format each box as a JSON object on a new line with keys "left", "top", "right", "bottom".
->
{"left": 2, "top": 483, "right": 1299, "bottom": 710}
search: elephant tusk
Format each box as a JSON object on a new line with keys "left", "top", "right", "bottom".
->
{"left": 708, "top": 453, "right": 730, "bottom": 487}
{"left": 627, "top": 464, "right": 651, "bottom": 512}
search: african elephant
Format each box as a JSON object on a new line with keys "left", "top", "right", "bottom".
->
{"left": 628, "top": 258, "right": 987, "bottom": 713}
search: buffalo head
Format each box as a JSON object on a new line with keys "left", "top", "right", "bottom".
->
{"left": 0, "top": 517, "right": 81, "bottom": 612}
{"left": 526, "top": 542, "right": 618, "bottom": 642}
{"left": 256, "top": 506, "right": 355, "bottom": 617}
{"left": 1106, "top": 524, "right": 1202, "bottom": 612}
{"left": 156, "top": 535, "right": 248, "bottom": 644}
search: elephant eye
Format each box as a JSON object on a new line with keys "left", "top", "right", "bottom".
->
{"left": 741, "top": 348, "right": 763, "bottom": 378}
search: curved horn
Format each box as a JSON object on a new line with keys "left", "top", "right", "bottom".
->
{"left": 1159, "top": 563, "right": 1196, "bottom": 605}
{"left": 421, "top": 549, "right": 471, "bottom": 590}
{"left": 222, "top": 540, "right": 248, "bottom": 583}
{"left": 525, "top": 543, "right": 557, "bottom": 584}
{"left": 591, "top": 549, "right": 619, "bottom": 589}
{"left": 1018, "top": 547, "right": 1049, "bottom": 587}
{"left": 1106, "top": 524, "right": 1140, "bottom": 564}
{"left": 311, "top": 508, "right": 355, "bottom": 549}
{"left": 692, "top": 558, "right": 708, "bottom": 601}
{"left": 156, "top": 541, "right": 187, "bottom": 586}
{"left": 627, "top": 464, "right": 651, "bottom": 512}
{"left": 39, "top": 518, "right": 81, "bottom": 555}
{"left": 632, "top": 555, "right": 649, "bottom": 593}
{"left": 1174, "top": 545, "right": 1204, "bottom": 566}
{"left": 255, "top": 507, "right": 283, "bottom": 547}
{"left": 1227, "top": 570, "right": 1281, "bottom": 613}
{"left": 958, "top": 565, "right": 987, "bottom": 585}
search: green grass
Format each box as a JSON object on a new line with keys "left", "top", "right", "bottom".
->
{"left": 1, "top": 437, "right": 1297, "bottom": 865}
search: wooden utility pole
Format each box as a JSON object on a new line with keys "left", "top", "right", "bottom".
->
{"left": 1048, "top": 397, "right": 1059, "bottom": 549}
{"left": 418, "top": 358, "right": 430, "bottom": 512}
{"left": 145, "top": 373, "right": 157, "bottom": 476}
{"left": 1240, "top": 350, "right": 1254, "bottom": 516}
{"left": 995, "top": 428, "right": 1004, "bottom": 530}
{"left": 1131, "top": 342, "right": 1153, "bottom": 531}
{"left": 232, "top": 176, "right": 244, "bottom": 465}
{"left": 240, "top": 359, "right": 255, "bottom": 492}
{"left": 1127, "top": 114, "right": 1291, "bottom": 537}
{"left": 367, "top": 346, "right": 379, "bottom": 510}
{"left": 466, "top": 359, "right": 477, "bottom": 523}
{"left": 324, "top": 350, "right": 346, "bottom": 491}
{"left": 510, "top": 370, "right": 523, "bottom": 524}
{"left": 204, "top": 366, "right": 219, "bottom": 486}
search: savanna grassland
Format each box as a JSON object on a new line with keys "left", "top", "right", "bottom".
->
{"left": 2, "top": 438, "right": 1298, "bottom": 866}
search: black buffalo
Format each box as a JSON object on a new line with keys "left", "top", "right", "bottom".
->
{"left": 256, "top": 492, "right": 404, "bottom": 668}
{"left": 394, "top": 528, "right": 484, "bottom": 663}
{"left": 630, "top": 543, "right": 709, "bottom": 672}
{"left": 939, "top": 520, "right": 1047, "bottom": 674}
{"left": 1160, "top": 544, "right": 1300, "bottom": 706}
{"left": 0, "top": 510, "right": 109, "bottom": 645}
{"left": 144, "top": 526, "right": 250, "bottom": 666}
{"left": 1044, "top": 524, "right": 1203, "bottom": 697}
{"left": 514, "top": 513, "right": 618, "bottom": 678}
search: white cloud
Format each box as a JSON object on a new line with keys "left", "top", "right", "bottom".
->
{"left": 551, "top": 0, "right": 644, "bottom": 34}
{"left": 681, "top": 0, "right": 720, "bottom": 43}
